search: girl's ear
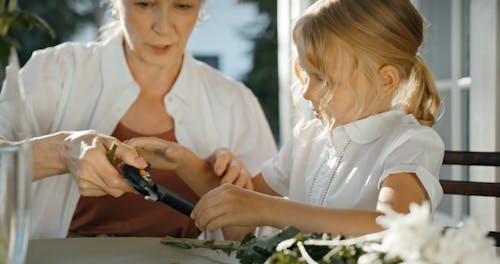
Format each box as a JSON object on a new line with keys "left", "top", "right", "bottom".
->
{"left": 378, "top": 65, "right": 400, "bottom": 95}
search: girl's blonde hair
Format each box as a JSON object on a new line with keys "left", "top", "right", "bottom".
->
{"left": 293, "top": 0, "right": 440, "bottom": 127}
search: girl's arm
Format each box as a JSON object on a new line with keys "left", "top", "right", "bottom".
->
{"left": 126, "top": 137, "right": 255, "bottom": 197}
{"left": 192, "top": 172, "right": 428, "bottom": 236}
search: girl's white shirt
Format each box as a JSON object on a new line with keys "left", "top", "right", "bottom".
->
{"left": 0, "top": 32, "right": 277, "bottom": 239}
{"left": 262, "top": 109, "right": 444, "bottom": 212}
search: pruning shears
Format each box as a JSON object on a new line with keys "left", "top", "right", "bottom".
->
{"left": 121, "top": 164, "right": 195, "bottom": 216}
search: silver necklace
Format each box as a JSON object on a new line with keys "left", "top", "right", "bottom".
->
{"left": 307, "top": 139, "right": 352, "bottom": 206}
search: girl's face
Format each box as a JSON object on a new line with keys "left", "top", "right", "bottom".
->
{"left": 297, "top": 41, "right": 376, "bottom": 127}
{"left": 117, "top": 0, "right": 202, "bottom": 67}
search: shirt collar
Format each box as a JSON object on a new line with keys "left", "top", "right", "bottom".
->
{"left": 100, "top": 32, "right": 137, "bottom": 93}
{"left": 100, "top": 32, "right": 198, "bottom": 106}
{"left": 166, "top": 51, "right": 198, "bottom": 105}
{"left": 332, "top": 108, "right": 407, "bottom": 146}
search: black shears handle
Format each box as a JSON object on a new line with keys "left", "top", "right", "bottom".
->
{"left": 122, "top": 164, "right": 195, "bottom": 216}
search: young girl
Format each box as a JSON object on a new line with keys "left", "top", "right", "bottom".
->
{"left": 188, "top": 0, "right": 444, "bottom": 236}
{"left": 130, "top": 0, "right": 444, "bottom": 237}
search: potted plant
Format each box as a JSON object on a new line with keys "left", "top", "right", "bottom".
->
{"left": 0, "top": 0, "right": 54, "bottom": 66}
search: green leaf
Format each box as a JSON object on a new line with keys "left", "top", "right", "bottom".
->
{"left": 6, "top": 11, "right": 55, "bottom": 37}
{"left": 236, "top": 226, "right": 301, "bottom": 264}
{"left": 160, "top": 226, "right": 301, "bottom": 264}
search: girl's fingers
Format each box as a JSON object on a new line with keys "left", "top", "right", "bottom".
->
{"left": 127, "top": 137, "right": 176, "bottom": 158}
{"left": 104, "top": 138, "right": 148, "bottom": 169}
{"left": 126, "top": 137, "right": 182, "bottom": 170}
{"left": 191, "top": 184, "right": 227, "bottom": 219}
{"left": 212, "top": 149, "right": 231, "bottom": 176}
{"left": 193, "top": 196, "right": 229, "bottom": 230}
{"left": 220, "top": 160, "right": 241, "bottom": 184}
{"left": 233, "top": 170, "right": 250, "bottom": 188}
{"left": 244, "top": 178, "right": 254, "bottom": 191}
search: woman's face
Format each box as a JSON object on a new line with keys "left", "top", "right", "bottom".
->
{"left": 116, "top": 0, "right": 202, "bottom": 67}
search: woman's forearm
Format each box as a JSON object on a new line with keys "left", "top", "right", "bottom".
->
{"left": 0, "top": 133, "right": 68, "bottom": 181}
{"left": 30, "top": 132, "right": 69, "bottom": 181}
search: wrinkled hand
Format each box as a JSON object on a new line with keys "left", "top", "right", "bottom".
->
{"left": 191, "top": 184, "right": 269, "bottom": 231}
{"left": 61, "top": 130, "right": 147, "bottom": 197}
{"left": 206, "top": 148, "right": 253, "bottom": 190}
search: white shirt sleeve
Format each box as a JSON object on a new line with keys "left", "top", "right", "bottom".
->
{"left": 1, "top": 47, "right": 67, "bottom": 139}
{"left": 378, "top": 128, "right": 444, "bottom": 211}
{"left": 261, "top": 133, "right": 296, "bottom": 196}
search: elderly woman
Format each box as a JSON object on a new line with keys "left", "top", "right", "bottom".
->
{"left": 0, "top": 0, "right": 276, "bottom": 239}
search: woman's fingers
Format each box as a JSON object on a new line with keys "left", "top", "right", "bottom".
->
{"left": 84, "top": 141, "right": 134, "bottom": 192}
{"left": 63, "top": 131, "right": 143, "bottom": 197}
{"left": 78, "top": 162, "right": 130, "bottom": 197}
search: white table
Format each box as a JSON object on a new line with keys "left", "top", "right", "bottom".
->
{"left": 26, "top": 237, "right": 239, "bottom": 264}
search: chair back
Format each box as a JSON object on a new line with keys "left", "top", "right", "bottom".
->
{"left": 441, "top": 150, "right": 500, "bottom": 246}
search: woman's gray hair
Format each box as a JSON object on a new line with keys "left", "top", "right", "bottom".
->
{"left": 98, "top": 0, "right": 207, "bottom": 41}
{"left": 106, "top": 0, "right": 207, "bottom": 21}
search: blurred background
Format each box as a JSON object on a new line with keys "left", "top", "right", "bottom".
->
{"left": 0, "top": 0, "right": 498, "bottom": 242}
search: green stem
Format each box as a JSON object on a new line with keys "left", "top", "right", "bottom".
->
{"left": 160, "top": 236, "right": 242, "bottom": 253}
{"left": 7, "top": 0, "right": 16, "bottom": 12}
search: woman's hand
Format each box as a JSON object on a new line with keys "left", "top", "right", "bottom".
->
{"left": 205, "top": 148, "right": 254, "bottom": 190}
{"left": 191, "top": 184, "right": 273, "bottom": 232}
{"left": 60, "top": 130, "right": 148, "bottom": 197}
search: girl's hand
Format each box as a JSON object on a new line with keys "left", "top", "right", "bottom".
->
{"left": 205, "top": 148, "right": 254, "bottom": 190}
{"left": 128, "top": 138, "right": 254, "bottom": 190}
{"left": 191, "top": 184, "right": 271, "bottom": 231}
{"left": 61, "top": 130, "right": 148, "bottom": 197}
{"left": 125, "top": 137, "right": 197, "bottom": 171}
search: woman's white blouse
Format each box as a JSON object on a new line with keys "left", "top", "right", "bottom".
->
{"left": 262, "top": 109, "right": 444, "bottom": 212}
{"left": 0, "top": 32, "right": 277, "bottom": 239}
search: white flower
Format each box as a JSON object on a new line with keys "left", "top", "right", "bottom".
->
{"left": 358, "top": 252, "right": 383, "bottom": 264}
{"left": 377, "top": 202, "right": 442, "bottom": 261}
{"left": 376, "top": 202, "right": 500, "bottom": 264}
{"left": 428, "top": 219, "right": 497, "bottom": 264}
{"left": 268, "top": 202, "right": 500, "bottom": 264}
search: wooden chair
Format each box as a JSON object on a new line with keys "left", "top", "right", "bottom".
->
{"left": 440, "top": 150, "right": 500, "bottom": 246}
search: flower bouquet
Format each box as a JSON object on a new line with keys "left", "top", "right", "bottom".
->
{"left": 161, "top": 202, "right": 499, "bottom": 264}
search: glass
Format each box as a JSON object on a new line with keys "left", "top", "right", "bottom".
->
{"left": 0, "top": 49, "right": 32, "bottom": 264}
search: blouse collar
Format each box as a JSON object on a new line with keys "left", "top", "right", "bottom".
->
{"left": 331, "top": 108, "right": 408, "bottom": 147}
